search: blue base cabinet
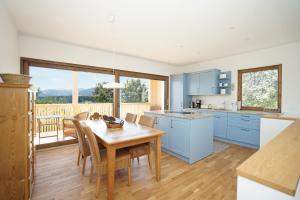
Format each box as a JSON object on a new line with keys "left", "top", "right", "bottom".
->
{"left": 151, "top": 115, "right": 214, "bottom": 164}
{"left": 213, "top": 112, "right": 261, "bottom": 149}
{"left": 155, "top": 116, "right": 170, "bottom": 149}
{"left": 213, "top": 112, "right": 228, "bottom": 138}
{"left": 169, "top": 118, "right": 189, "bottom": 157}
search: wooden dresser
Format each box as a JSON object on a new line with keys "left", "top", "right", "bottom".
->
{"left": 0, "top": 83, "right": 36, "bottom": 200}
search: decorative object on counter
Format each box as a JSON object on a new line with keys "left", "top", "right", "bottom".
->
{"left": 232, "top": 101, "right": 238, "bottom": 111}
{"left": 217, "top": 71, "right": 232, "bottom": 95}
{"left": 0, "top": 73, "right": 31, "bottom": 84}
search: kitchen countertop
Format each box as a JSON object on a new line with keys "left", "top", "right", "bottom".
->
{"left": 183, "top": 108, "right": 279, "bottom": 115}
{"left": 261, "top": 113, "right": 300, "bottom": 121}
{"left": 144, "top": 110, "right": 212, "bottom": 120}
{"left": 237, "top": 119, "right": 300, "bottom": 196}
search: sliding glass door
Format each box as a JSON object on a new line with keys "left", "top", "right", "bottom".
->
{"left": 30, "top": 66, "right": 114, "bottom": 145}
{"left": 119, "top": 76, "right": 165, "bottom": 120}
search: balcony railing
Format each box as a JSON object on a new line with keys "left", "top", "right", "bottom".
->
{"left": 35, "top": 103, "right": 151, "bottom": 133}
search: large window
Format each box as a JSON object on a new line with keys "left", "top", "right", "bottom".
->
{"left": 238, "top": 65, "right": 282, "bottom": 112}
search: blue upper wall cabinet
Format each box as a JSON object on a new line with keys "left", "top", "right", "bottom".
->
{"left": 187, "top": 69, "right": 220, "bottom": 95}
{"left": 170, "top": 74, "right": 191, "bottom": 110}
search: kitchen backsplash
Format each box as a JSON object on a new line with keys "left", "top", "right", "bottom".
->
{"left": 192, "top": 95, "right": 235, "bottom": 110}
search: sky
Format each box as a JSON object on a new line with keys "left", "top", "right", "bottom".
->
{"left": 30, "top": 66, "right": 149, "bottom": 90}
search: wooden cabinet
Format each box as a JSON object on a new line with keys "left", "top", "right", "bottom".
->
{"left": 187, "top": 69, "right": 220, "bottom": 95}
{"left": 213, "top": 112, "right": 228, "bottom": 138}
{"left": 0, "top": 83, "right": 36, "bottom": 200}
{"left": 170, "top": 74, "right": 191, "bottom": 110}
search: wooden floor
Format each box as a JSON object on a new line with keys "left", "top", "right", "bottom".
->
{"left": 32, "top": 143, "right": 255, "bottom": 200}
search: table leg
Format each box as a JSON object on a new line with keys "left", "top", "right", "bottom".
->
{"left": 155, "top": 136, "right": 161, "bottom": 181}
{"left": 107, "top": 146, "right": 116, "bottom": 200}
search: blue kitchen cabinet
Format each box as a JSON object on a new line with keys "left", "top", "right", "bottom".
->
{"left": 170, "top": 74, "right": 191, "bottom": 110}
{"left": 155, "top": 116, "right": 170, "bottom": 149}
{"left": 186, "top": 69, "right": 220, "bottom": 95}
{"left": 199, "top": 70, "right": 218, "bottom": 95}
{"left": 213, "top": 112, "right": 228, "bottom": 138}
{"left": 169, "top": 118, "right": 189, "bottom": 157}
{"left": 145, "top": 112, "right": 214, "bottom": 164}
{"left": 226, "top": 113, "right": 261, "bottom": 148}
{"left": 187, "top": 73, "right": 200, "bottom": 95}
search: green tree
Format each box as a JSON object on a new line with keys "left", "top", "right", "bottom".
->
{"left": 121, "top": 79, "right": 148, "bottom": 103}
{"left": 92, "top": 82, "right": 113, "bottom": 103}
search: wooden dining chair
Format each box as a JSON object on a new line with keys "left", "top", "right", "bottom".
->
{"left": 125, "top": 113, "right": 137, "bottom": 123}
{"left": 63, "top": 112, "right": 89, "bottom": 139}
{"left": 72, "top": 119, "right": 91, "bottom": 175}
{"left": 129, "top": 115, "right": 155, "bottom": 168}
{"left": 82, "top": 125, "right": 132, "bottom": 198}
{"left": 90, "top": 112, "right": 102, "bottom": 120}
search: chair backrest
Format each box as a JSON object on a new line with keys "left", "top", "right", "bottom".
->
{"left": 138, "top": 115, "right": 155, "bottom": 128}
{"left": 74, "top": 112, "right": 89, "bottom": 121}
{"left": 83, "top": 126, "right": 102, "bottom": 167}
{"left": 125, "top": 113, "right": 137, "bottom": 123}
{"left": 72, "top": 119, "right": 90, "bottom": 156}
{"left": 90, "top": 112, "right": 102, "bottom": 120}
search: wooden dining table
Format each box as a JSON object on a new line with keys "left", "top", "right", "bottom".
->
{"left": 83, "top": 120, "right": 164, "bottom": 200}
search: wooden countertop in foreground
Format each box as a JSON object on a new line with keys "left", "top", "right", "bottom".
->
{"left": 237, "top": 119, "right": 300, "bottom": 196}
{"left": 262, "top": 113, "right": 300, "bottom": 121}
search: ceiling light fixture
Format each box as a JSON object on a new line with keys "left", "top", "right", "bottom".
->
{"left": 103, "top": 14, "right": 124, "bottom": 89}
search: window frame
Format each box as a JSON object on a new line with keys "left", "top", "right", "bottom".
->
{"left": 237, "top": 64, "right": 282, "bottom": 112}
{"left": 20, "top": 57, "right": 169, "bottom": 117}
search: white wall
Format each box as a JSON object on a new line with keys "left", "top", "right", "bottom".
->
{"left": 19, "top": 35, "right": 177, "bottom": 76}
{"left": 179, "top": 41, "right": 300, "bottom": 114}
{"left": 0, "top": 1, "right": 19, "bottom": 73}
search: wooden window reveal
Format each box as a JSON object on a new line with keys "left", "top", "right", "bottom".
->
{"left": 237, "top": 65, "right": 282, "bottom": 112}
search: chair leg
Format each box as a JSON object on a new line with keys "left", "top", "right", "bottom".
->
{"left": 137, "top": 156, "right": 140, "bottom": 164}
{"left": 147, "top": 154, "right": 152, "bottom": 169}
{"left": 95, "top": 174, "right": 101, "bottom": 198}
{"left": 77, "top": 150, "right": 81, "bottom": 166}
{"left": 82, "top": 156, "right": 87, "bottom": 175}
{"left": 89, "top": 158, "right": 94, "bottom": 183}
{"left": 128, "top": 159, "right": 132, "bottom": 186}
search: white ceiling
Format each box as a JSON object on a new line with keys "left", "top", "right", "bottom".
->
{"left": 3, "top": 0, "right": 300, "bottom": 66}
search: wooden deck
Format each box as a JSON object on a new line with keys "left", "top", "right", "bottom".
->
{"left": 32, "top": 143, "right": 255, "bottom": 200}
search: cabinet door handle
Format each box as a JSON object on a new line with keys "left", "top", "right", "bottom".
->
{"left": 170, "top": 120, "right": 173, "bottom": 128}
{"left": 241, "top": 115, "right": 250, "bottom": 118}
{"left": 241, "top": 128, "right": 250, "bottom": 132}
{"left": 241, "top": 118, "right": 250, "bottom": 122}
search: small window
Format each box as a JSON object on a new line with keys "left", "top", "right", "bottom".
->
{"left": 238, "top": 65, "right": 282, "bottom": 112}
